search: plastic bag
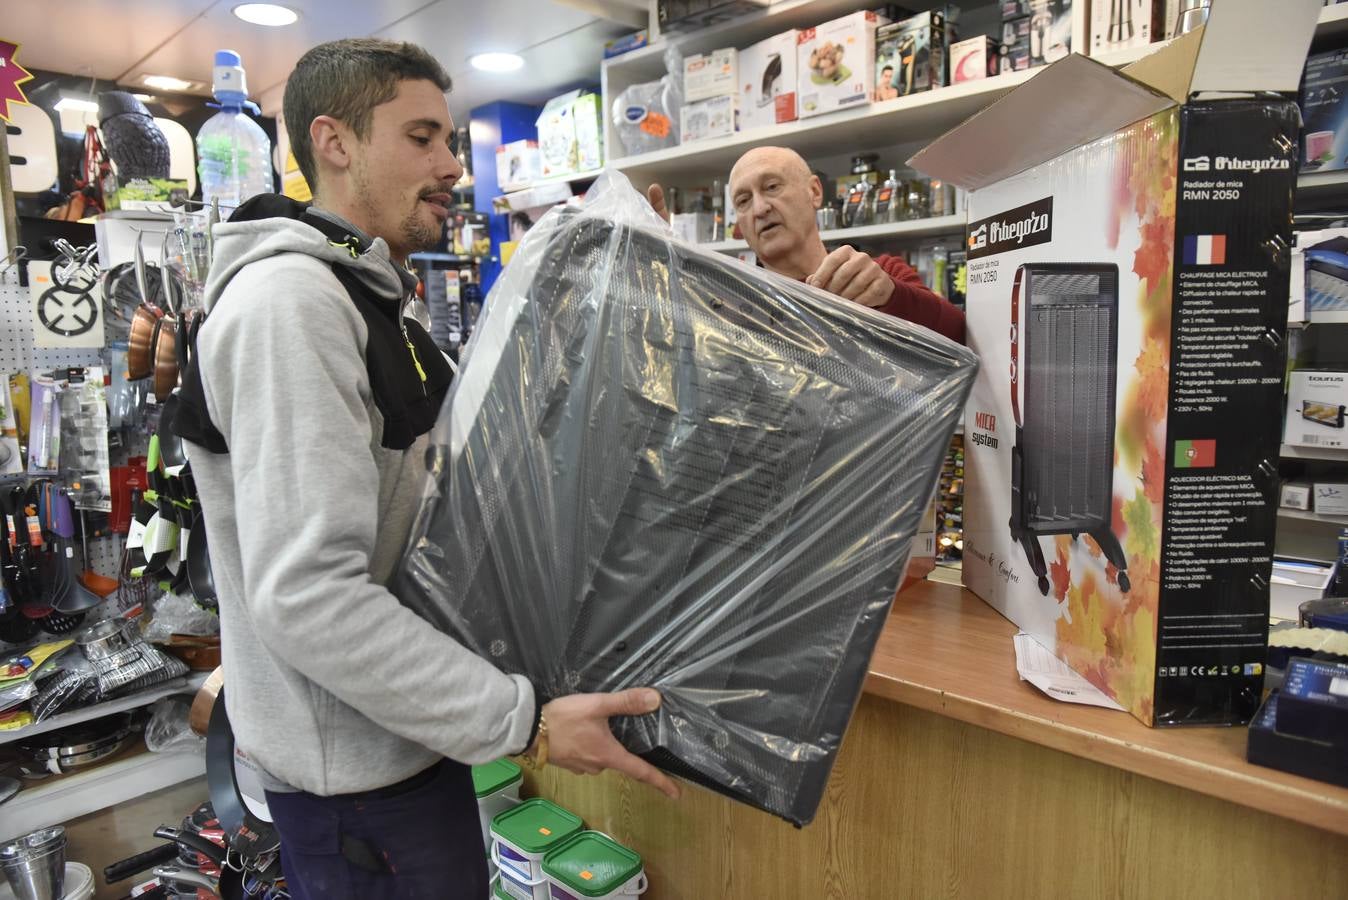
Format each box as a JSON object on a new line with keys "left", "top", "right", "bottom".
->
{"left": 144, "top": 591, "right": 221, "bottom": 643}
{"left": 145, "top": 695, "right": 203, "bottom": 752}
{"left": 394, "top": 170, "right": 977, "bottom": 825}
{"left": 609, "top": 45, "right": 684, "bottom": 156}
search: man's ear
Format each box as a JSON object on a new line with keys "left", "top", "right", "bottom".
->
{"left": 809, "top": 174, "right": 823, "bottom": 210}
{"left": 309, "top": 115, "right": 352, "bottom": 178}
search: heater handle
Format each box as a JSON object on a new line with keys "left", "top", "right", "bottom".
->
{"left": 1010, "top": 265, "right": 1024, "bottom": 428}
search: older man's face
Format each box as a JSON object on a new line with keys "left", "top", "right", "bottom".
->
{"left": 729, "top": 150, "right": 822, "bottom": 264}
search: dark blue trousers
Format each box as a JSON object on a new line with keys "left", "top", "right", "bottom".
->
{"left": 265, "top": 759, "right": 488, "bottom": 900}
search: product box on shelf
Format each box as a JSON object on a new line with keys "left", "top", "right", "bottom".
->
{"left": 684, "top": 47, "right": 738, "bottom": 102}
{"left": 537, "top": 90, "right": 580, "bottom": 180}
{"left": 950, "top": 35, "right": 1000, "bottom": 83}
{"left": 739, "top": 31, "right": 799, "bottom": 130}
{"left": 496, "top": 140, "right": 540, "bottom": 192}
{"left": 910, "top": 2, "right": 1321, "bottom": 726}
{"left": 1285, "top": 369, "right": 1348, "bottom": 449}
{"left": 101, "top": 174, "right": 189, "bottom": 212}
{"left": 1314, "top": 482, "right": 1348, "bottom": 516}
{"left": 797, "top": 10, "right": 888, "bottom": 118}
{"left": 657, "top": 0, "right": 772, "bottom": 35}
{"left": 1280, "top": 481, "right": 1312, "bottom": 510}
{"left": 680, "top": 94, "right": 738, "bottom": 142}
{"left": 671, "top": 211, "right": 714, "bottom": 244}
{"left": 1003, "top": 0, "right": 1073, "bottom": 68}
{"left": 875, "top": 10, "right": 947, "bottom": 99}
{"left": 1091, "top": 0, "right": 1162, "bottom": 57}
{"left": 1270, "top": 558, "right": 1336, "bottom": 621}
{"left": 572, "top": 93, "right": 603, "bottom": 172}
{"left": 1301, "top": 49, "right": 1348, "bottom": 175}
{"left": 1291, "top": 226, "right": 1348, "bottom": 321}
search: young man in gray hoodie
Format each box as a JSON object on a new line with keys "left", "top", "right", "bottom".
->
{"left": 184, "top": 38, "right": 678, "bottom": 899}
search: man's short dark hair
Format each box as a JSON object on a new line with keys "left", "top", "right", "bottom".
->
{"left": 284, "top": 38, "right": 452, "bottom": 191}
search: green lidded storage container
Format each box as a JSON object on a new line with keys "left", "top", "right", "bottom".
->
{"left": 491, "top": 798, "right": 584, "bottom": 900}
{"left": 473, "top": 758, "right": 524, "bottom": 853}
{"left": 542, "top": 831, "right": 646, "bottom": 899}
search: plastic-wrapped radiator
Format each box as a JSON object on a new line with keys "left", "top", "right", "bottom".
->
{"left": 394, "top": 174, "right": 977, "bottom": 824}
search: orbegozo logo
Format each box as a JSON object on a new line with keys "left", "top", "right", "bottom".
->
{"left": 1183, "top": 154, "right": 1291, "bottom": 174}
{"left": 967, "top": 197, "right": 1053, "bottom": 260}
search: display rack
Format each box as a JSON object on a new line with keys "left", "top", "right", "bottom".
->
{"left": 0, "top": 671, "right": 208, "bottom": 746}
{"left": 701, "top": 213, "right": 966, "bottom": 253}
{"left": 1278, "top": 507, "right": 1348, "bottom": 527}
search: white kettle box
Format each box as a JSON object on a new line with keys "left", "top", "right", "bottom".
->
{"left": 910, "top": 2, "right": 1319, "bottom": 726}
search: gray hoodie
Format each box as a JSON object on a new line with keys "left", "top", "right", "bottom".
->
{"left": 188, "top": 207, "right": 536, "bottom": 795}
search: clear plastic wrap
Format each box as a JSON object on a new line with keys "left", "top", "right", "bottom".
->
{"left": 145, "top": 696, "right": 203, "bottom": 752}
{"left": 609, "top": 46, "right": 683, "bottom": 156}
{"left": 394, "top": 171, "right": 978, "bottom": 825}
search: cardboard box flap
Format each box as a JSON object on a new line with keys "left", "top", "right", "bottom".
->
{"left": 537, "top": 90, "right": 582, "bottom": 126}
{"left": 1186, "top": 0, "right": 1320, "bottom": 96}
{"left": 1121, "top": 27, "right": 1204, "bottom": 104}
{"left": 909, "top": 54, "right": 1173, "bottom": 191}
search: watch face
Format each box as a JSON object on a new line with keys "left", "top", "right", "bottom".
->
{"left": 37, "top": 284, "right": 99, "bottom": 337}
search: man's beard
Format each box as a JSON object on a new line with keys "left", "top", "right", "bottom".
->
{"left": 399, "top": 202, "right": 442, "bottom": 254}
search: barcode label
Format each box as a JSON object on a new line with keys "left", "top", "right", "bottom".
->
{"left": 1305, "top": 435, "right": 1320, "bottom": 445}
{"left": 1331, "top": 676, "right": 1347, "bottom": 698}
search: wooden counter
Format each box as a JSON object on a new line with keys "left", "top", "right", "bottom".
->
{"left": 525, "top": 580, "right": 1348, "bottom": 899}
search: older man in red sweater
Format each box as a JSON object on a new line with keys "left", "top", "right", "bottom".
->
{"left": 648, "top": 146, "right": 965, "bottom": 343}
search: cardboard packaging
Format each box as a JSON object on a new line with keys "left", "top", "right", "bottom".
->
{"left": 1300, "top": 49, "right": 1348, "bottom": 174}
{"left": 1291, "top": 226, "right": 1348, "bottom": 321}
{"left": 1285, "top": 369, "right": 1348, "bottom": 449}
{"left": 537, "top": 90, "right": 580, "bottom": 180}
{"left": 684, "top": 47, "right": 738, "bottom": 102}
{"left": 910, "top": 2, "right": 1323, "bottom": 726}
{"left": 680, "top": 94, "right": 738, "bottom": 142}
{"left": 1280, "top": 481, "right": 1312, "bottom": 510}
{"left": 797, "top": 10, "right": 888, "bottom": 118}
{"left": 1091, "top": 0, "right": 1162, "bottom": 56}
{"left": 572, "top": 93, "right": 603, "bottom": 172}
{"left": 496, "top": 140, "right": 540, "bottom": 192}
{"left": 1270, "top": 558, "right": 1336, "bottom": 621}
{"left": 1314, "top": 482, "right": 1348, "bottom": 516}
{"left": 875, "top": 10, "right": 947, "bottom": 99}
{"left": 657, "top": 0, "right": 771, "bottom": 35}
{"left": 951, "top": 35, "right": 1001, "bottom": 83}
{"left": 738, "top": 31, "right": 799, "bottom": 130}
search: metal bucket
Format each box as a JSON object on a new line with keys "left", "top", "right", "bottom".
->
{"left": 0, "top": 827, "right": 68, "bottom": 900}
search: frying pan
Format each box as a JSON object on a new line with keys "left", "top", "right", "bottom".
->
{"left": 186, "top": 510, "right": 217, "bottom": 612}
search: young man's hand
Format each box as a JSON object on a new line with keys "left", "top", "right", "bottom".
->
{"left": 806, "top": 245, "right": 893, "bottom": 308}
{"left": 646, "top": 184, "right": 672, "bottom": 223}
{"left": 540, "top": 689, "right": 681, "bottom": 799}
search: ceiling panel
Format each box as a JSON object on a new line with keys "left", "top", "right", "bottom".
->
{"left": 2, "top": 0, "right": 216, "bottom": 80}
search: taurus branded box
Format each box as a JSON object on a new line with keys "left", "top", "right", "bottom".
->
{"left": 739, "top": 31, "right": 799, "bottom": 130}
{"left": 1285, "top": 369, "right": 1348, "bottom": 448}
{"left": 797, "top": 10, "right": 888, "bottom": 118}
{"left": 910, "top": 3, "right": 1321, "bottom": 726}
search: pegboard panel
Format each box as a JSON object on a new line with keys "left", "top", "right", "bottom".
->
{"left": 82, "top": 532, "right": 125, "bottom": 581}
{"left": 0, "top": 279, "right": 106, "bottom": 373}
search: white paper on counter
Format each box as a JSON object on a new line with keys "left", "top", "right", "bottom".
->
{"left": 1013, "top": 632, "right": 1126, "bottom": 711}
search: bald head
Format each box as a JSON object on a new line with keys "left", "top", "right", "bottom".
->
{"left": 728, "top": 145, "right": 826, "bottom": 280}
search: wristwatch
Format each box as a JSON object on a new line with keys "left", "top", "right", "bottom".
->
{"left": 524, "top": 712, "right": 549, "bottom": 769}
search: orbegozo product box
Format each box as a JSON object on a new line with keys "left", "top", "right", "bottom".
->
{"left": 797, "top": 10, "right": 888, "bottom": 118}
{"left": 875, "top": 10, "right": 946, "bottom": 100}
{"left": 910, "top": 6, "right": 1318, "bottom": 726}
{"left": 1285, "top": 368, "right": 1348, "bottom": 448}
{"left": 739, "top": 30, "right": 799, "bottom": 130}
{"left": 1300, "top": 48, "right": 1348, "bottom": 174}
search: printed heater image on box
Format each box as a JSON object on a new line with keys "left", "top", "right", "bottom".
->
{"left": 1009, "top": 263, "right": 1130, "bottom": 595}
{"left": 1302, "top": 400, "right": 1347, "bottom": 428}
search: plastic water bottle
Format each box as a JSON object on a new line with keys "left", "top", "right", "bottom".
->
{"left": 196, "top": 50, "right": 273, "bottom": 211}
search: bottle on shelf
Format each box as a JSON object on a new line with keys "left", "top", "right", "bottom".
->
{"left": 843, "top": 178, "right": 874, "bottom": 228}
{"left": 454, "top": 126, "right": 474, "bottom": 190}
{"left": 711, "top": 179, "right": 726, "bottom": 242}
{"left": 904, "top": 176, "right": 930, "bottom": 220}
{"left": 875, "top": 169, "right": 902, "bottom": 223}
{"left": 667, "top": 186, "right": 681, "bottom": 216}
{"left": 197, "top": 50, "right": 274, "bottom": 211}
{"left": 929, "top": 178, "right": 955, "bottom": 217}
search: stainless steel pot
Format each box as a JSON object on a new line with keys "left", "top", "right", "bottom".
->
{"left": 74, "top": 618, "right": 134, "bottom": 662}
{"left": 0, "top": 826, "right": 67, "bottom": 900}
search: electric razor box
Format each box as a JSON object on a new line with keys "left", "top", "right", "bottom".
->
{"left": 910, "top": 6, "right": 1315, "bottom": 725}
{"left": 875, "top": 10, "right": 947, "bottom": 100}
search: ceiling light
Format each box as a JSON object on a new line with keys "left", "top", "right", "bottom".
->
{"left": 143, "top": 75, "right": 194, "bottom": 92}
{"left": 232, "top": 3, "right": 299, "bottom": 26}
{"left": 470, "top": 52, "right": 524, "bottom": 73}
{"left": 53, "top": 97, "right": 99, "bottom": 113}
{"left": 132, "top": 93, "right": 154, "bottom": 102}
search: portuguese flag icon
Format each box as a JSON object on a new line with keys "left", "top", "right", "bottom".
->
{"left": 1173, "top": 439, "right": 1216, "bottom": 468}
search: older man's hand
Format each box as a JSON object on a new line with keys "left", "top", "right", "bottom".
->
{"left": 806, "top": 245, "right": 893, "bottom": 308}
{"left": 646, "top": 183, "right": 672, "bottom": 223}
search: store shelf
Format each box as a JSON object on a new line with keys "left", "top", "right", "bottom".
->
{"left": 0, "top": 744, "right": 205, "bottom": 842}
{"left": 1278, "top": 507, "right": 1348, "bottom": 526}
{"left": 0, "top": 672, "right": 207, "bottom": 747}
{"left": 1281, "top": 443, "right": 1348, "bottom": 461}
{"left": 699, "top": 214, "right": 966, "bottom": 253}
{"left": 1297, "top": 168, "right": 1348, "bottom": 203}
{"left": 1307, "top": 308, "right": 1348, "bottom": 325}
{"left": 1316, "top": 1, "right": 1348, "bottom": 45}
{"left": 492, "top": 169, "right": 604, "bottom": 210}
{"left": 609, "top": 68, "right": 1037, "bottom": 185}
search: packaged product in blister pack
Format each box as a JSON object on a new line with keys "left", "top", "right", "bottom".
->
{"left": 393, "top": 171, "right": 977, "bottom": 825}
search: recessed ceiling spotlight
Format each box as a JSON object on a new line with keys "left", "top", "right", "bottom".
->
{"left": 143, "top": 75, "right": 195, "bottom": 92}
{"left": 470, "top": 52, "right": 524, "bottom": 73}
{"left": 232, "top": 3, "right": 299, "bottom": 26}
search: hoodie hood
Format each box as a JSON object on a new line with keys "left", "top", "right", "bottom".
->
{"left": 204, "top": 194, "right": 418, "bottom": 313}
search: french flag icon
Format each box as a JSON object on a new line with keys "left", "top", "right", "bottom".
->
{"left": 1183, "top": 234, "right": 1227, "bottom": 265}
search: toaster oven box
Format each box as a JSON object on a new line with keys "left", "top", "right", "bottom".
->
{"left": 910, "top": 2, "right": 1320, "bottom": 726}
{"left": 1284, "top": 369, "right": 1348, "bottom": 449}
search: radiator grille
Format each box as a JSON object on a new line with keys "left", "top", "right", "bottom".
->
{"left": 1022, "top": 266, "right": 1118, "bottom": 533}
